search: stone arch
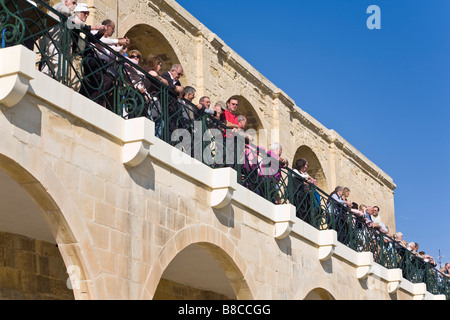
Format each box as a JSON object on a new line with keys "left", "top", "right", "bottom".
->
{"left": 304, "top": 288, "right": 336, "bottom": 300}
{"left": 293, "top": 145, "right": 328, "bottom": 192}
{"left": 294, "top": 275, "right": 339, "bottom": 300}
{"left": 124, "top": 23, "right": 187, "bottom": 85}
{"left": 142, "top": 225, "right": 254, "bottom": 300}
{"left": 0, "top": 153, "right": 94, "bottom": 300}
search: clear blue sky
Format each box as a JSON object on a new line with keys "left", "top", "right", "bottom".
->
{"left": 176, "top": 0, "right": 450, "bottom": 269}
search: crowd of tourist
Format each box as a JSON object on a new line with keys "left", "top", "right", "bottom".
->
{"left": 12, "top": 0, "right": 449, "bottom": 280}
{"left": 325, "top": 183, "right": 448, "bottom": 274}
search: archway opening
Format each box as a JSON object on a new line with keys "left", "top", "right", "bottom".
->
{"left": 304, "top": 288, "right": 335, "bottom": 300}
{"left": 0, "top": 165, "right": 74, "bottom": 300}
{"left": 293, "top": 145, "right": 327, "bottom": 192}
{"left": 124, "top": 24, "right": 186, "bottom": 84}
{"left": 153, "top": 243, "right": 249, "bottom": 300}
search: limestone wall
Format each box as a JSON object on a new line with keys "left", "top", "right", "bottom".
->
{"left": 0, "top": 231, "right": 73, "bottom": 300}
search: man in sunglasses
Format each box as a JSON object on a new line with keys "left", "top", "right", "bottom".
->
{"left": 161, "top": 64, "right": 185, "bottom": 95}
{"left": 160, "top": 64, "right": 186, "bottom": 133}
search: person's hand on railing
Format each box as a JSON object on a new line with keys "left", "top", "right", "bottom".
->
{"left": 280, "top": 156, "right": 289, "bottom": 168}
{"left": 174, "top": 85, "right": 184, "bottom": 94}
{"left": 118, "top": 36, "right": 130, "bottom": 47}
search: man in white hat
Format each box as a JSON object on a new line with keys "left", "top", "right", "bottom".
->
{"left": 71, "top": 3, "right": 105, "bottom": 33}
{"left": 40, "top": 1, "right": 105, "bottom": 80}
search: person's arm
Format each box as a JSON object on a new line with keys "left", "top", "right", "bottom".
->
{"left": 100, "top": 36, "right": 129, "bottom": 47}
{"left": 331, "top": 193, "right": 345, "bottom": 205}
{"left": 225, "top": 121, "right": 240, "bottom": 129}
{"left": 279, "top": 157, "right": 289, "bottom": 168}
{"left": 148, "top": 70, "right": 169, "bottom": 86}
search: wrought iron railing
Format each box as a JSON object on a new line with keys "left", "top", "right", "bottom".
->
{"left": 2, "top": 0, "right": 449, "bottom": 299}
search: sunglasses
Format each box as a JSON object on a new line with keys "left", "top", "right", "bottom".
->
{"left": 131, "top": 55, "right": 141, "bottom": 59}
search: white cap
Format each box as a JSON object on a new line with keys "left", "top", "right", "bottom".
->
{"left": 74, "top": 3, "right": 89, "bottom": 12}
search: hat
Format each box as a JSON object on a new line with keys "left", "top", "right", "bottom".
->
{"left": 215, "top": 101, "right": 226, "bottom": 110}
{"left": 74, "top": 3, "right": 89, "bottom": 12}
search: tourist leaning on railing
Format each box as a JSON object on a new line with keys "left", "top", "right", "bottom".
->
{"left": 2, "top": 0, "right": 449, "bottom": 299}
{"left": 161, "top": 64, "right": 184, "bottom": 95}
{"left": 292, "top": 158, "right": 317, "bottom": 185}
{"left": 143, "top": 54, "right": 169, "bottom": 87}
{"left": 327, "top": 186, "right": 353, "bottom": 212}
{"left": 40, "top": 2, "right": 105, "bottom": 80}
{"left": 122, "top": 49, "right": 155, "bottom": 120}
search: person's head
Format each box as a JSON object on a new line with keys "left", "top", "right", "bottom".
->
{"left": 237, "top": 115, "right": 247, "bottom": 129}
{"left": 183, "top": 86, "right": 196, "bottom": 102}
{"left": 407, "top": 242, "right": 415, "bottom": 251}
{"left": 64, "top": 0, "right": 77, "bottom": 11}
{"left": 333, "top": 186, "right": 344, "bottom": 197}
{"left": 445, "top": 263, "right": 450, "bottom": 271}
{"left": 146, "top": 55, "right": 164, "bottom": 74}
{"left": 213, "top": 101, "right": 226, "bottom": 118}
{"left": 366, "top": 206, "right": 374, "bottom": 215}
{"left": 226, "top": 96, "right": 239, "bottom": 114}
{"left": 343, "top": 187, "right": 350, "bottom": 198}
{"left": 74, "top": 3, "right": 89, "bottom": 21}
{"left": 395, "top": 232, "right": 403, "bottom": 241}
{"left": 351, "top": 202, "right": 358, "bottom": 210}
{"left": 373, "top": 206, "right": 380, "bottom": 216}
{"left": 270, "top": 142, "right": 282, "bottom": 156}
{"left": 101, "top": 19, "right": 115, "bottom": 37}
{"left": 359, "top": 204, "right": 367, "bottom": 212}
{"left": 199, "top": 96, "right": 211, "bottom": 109}
{"left": 128, "top": 50, "right": 142, "bottom": 64}
{"left": 294, "top": 158, "right": 308, "bottom": 173}
{"left": 170, "top": 64, "right": 183, "bottom": 81}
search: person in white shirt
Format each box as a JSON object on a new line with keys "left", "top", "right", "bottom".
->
{"left": 371, "top": 206, "right": 389, "bottom": 234}
{"left": 92, "top": 19, "right": 130, "bottom": 61}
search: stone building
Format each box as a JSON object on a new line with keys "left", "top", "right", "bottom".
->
{"left": 0, "top": 0, "right": 445, "bottom": 300}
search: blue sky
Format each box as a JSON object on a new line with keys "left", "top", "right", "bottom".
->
{"left": 176, "top": 0, "right": 450, "bottom": 269}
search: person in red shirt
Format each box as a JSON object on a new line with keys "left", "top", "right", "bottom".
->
{"left": 221, "top": 96, "right": 243, "bottom": 166}
{"left": 222, "top": 96, "right": 241, "bottom": 130}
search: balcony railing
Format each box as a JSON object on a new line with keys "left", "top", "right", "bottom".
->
{"left": 2, "top": 0, "right": 449, "bottom": 299}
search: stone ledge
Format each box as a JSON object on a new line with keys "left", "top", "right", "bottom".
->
{"left": 0, "top": 45, "right": 35, "bottom": 108}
